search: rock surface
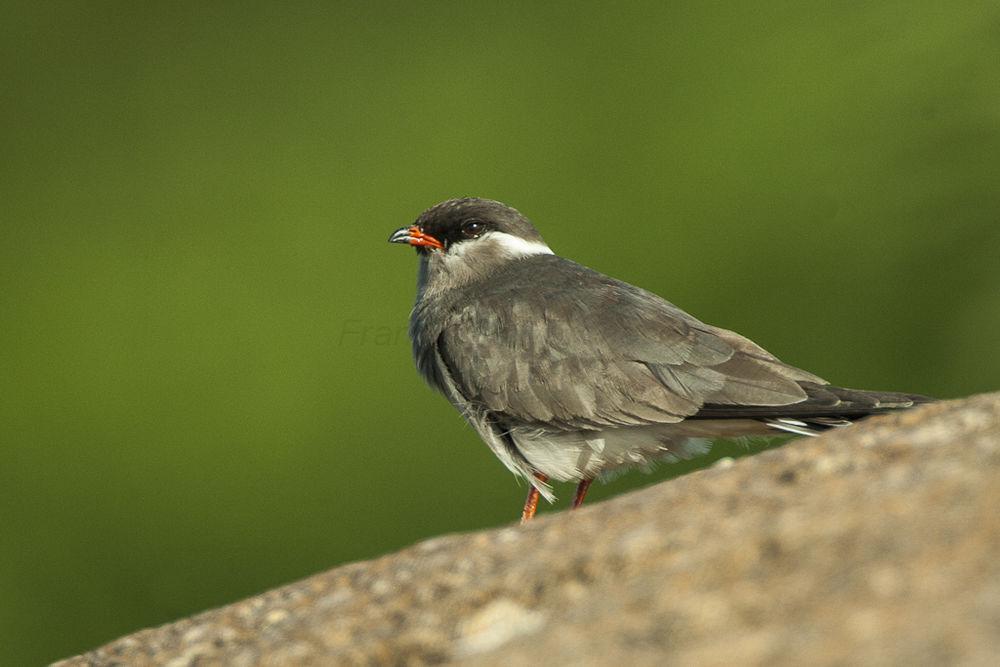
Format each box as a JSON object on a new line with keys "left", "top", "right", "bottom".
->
{"left": 57, "top": 394, "right": 1000, "bottom": 666}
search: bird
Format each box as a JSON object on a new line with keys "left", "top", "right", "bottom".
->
{"left": 388, "top": 198, "right": 931, "bottom": 523}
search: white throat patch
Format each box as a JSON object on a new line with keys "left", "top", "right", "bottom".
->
{"left": 475, "top": 231, "right": 554, "bottom": 258}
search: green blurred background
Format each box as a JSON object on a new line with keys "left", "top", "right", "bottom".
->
{"left": 2, "top": 1, "right": 998, "bottom": 663}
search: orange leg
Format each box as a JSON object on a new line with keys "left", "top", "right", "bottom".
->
{"left": 572, "top": 478, "right": 593, "bottom": 509}
{"left": 520, "top": 472, "right": 549, "bottom": 524}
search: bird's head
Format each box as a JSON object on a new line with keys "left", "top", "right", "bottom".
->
{"left": 389, "top": 198, "right": 552, "bottom": 286}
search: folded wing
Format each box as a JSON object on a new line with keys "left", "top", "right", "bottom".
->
{"left": 436, "top": 256, "right": 826, "bottom": 431}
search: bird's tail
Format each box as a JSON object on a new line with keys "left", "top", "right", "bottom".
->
{"left": 693, "top": 382, "right": 934, "bottom": 437}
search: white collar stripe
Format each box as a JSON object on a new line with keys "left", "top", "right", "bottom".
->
{"left": 488, "top": 231, "right": 554, "bottom": 257}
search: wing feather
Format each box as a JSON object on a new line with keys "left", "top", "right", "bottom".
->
{"left": 432, "top": 255, "right": 825, "bottom": 431}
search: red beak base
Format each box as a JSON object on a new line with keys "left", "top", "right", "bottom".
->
{"left": 388, "top": 225, "right": 444, "bottom": 250}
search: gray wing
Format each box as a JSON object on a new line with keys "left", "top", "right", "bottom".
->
{"left": 436, "top": 256, "right": 826, "bottom": 431}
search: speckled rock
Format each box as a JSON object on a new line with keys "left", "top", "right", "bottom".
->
{"left": 55, "top": 393, "right": 1000, "bottom": 666}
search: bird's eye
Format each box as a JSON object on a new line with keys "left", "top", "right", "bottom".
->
{"left": 461, "top": 220, "right": 485, "bottom": 238}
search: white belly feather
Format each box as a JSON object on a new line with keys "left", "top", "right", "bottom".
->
{"left": 510, "top": 419, "right": 773, "bottom": 483}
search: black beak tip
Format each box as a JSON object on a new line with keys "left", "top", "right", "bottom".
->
{"left": 388, "top": 227, "right": 411, "bottom": 244}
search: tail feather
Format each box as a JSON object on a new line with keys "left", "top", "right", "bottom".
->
{"left": 763, "top": 382, "right": 934, "bottom": 437}
{"left": 691, "top": 382, "right": 934, "bottom": 428}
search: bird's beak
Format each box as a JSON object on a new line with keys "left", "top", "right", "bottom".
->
{"left": 387, "top": 225, "right": 444, "bottom": 250}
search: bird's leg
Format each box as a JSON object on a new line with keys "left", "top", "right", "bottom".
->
{"left": 572, "top": 478, "right": 593, "bottom": 509}
{"left": 520, "top": 472, "right": 549, "bottom": 524}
